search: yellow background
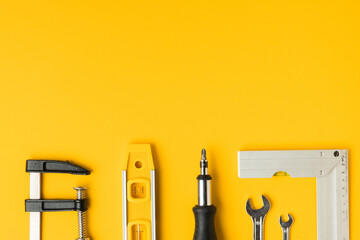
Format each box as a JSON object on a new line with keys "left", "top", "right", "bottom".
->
{"left": 0, "top": 0, "right": 359, "bottom": 239}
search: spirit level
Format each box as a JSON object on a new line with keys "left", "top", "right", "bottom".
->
{"left": 122, "top": 144, "right": 156, "bottom": 240}
{"left": 238, "top": 149, "right": 349, "bottom": 240}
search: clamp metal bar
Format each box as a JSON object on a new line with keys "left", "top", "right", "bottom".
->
{"left": 30, "top": 173, "right": 41, "bottom": 240}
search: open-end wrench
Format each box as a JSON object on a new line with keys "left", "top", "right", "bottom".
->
{"left": 246, "top": 195, "right": 271, "bottom": 240}
{"left": 279, "top": 214, "right": 293, "bottom": 240}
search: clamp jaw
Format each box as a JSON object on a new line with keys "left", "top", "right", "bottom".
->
{"left": 25, "top": 160, "right": 90, "bottom": 240}
{"left": 26, "top": 160, "right": 90, "bottom": 175}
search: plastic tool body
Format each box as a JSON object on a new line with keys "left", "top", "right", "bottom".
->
{"left": 246, "top": 195, "right": 271, "bottom": 240}
{"left": 122, "top": 144, "right": 156, "bottom": 240}
{"left": 280, "top": 214, "right": 293, "bottom": 240}
{"left": 193, "top": 149, "right": 217, "bottom": 240}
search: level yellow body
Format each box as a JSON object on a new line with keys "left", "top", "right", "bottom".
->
{"left": 123, "top": 144, "right": 155, "bottom": 240}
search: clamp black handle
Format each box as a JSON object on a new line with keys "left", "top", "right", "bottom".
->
{"left": 193, "top": 205, "right": 217, "bottom": 240}
{"left": 25, "top": 199, "right": 87, "bottom": 212}
{"left": 26, "top": 160, "right": 90, "bottom": 175}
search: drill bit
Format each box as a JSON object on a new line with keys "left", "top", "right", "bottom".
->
{"left": 200, "top": 148, "right": 208, "bottom": 175}
{"left": 201, "top": 148, "right": 206, "bottom": 160}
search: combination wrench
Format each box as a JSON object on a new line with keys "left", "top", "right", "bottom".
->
{"left": 279, "top": 214, "right": 293, "bottom": 240}
{"left": 246, "top": 195, "right": 271, "bottom": 240}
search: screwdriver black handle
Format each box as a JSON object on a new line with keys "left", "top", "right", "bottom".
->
{"left": 193, "top": 205, "right": 217, "bottom": 240}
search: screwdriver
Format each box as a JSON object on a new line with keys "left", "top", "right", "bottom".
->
{"left": 193, "top": 149, "right": 217, "bottom": 240}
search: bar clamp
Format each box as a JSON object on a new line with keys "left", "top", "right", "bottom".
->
{"left": 25, "top": 160, "right": 90, "bottom": 240}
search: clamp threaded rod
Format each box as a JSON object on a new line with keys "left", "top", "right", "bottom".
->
{"left": 74, "top": 187, "right": 90, "bottom": 240}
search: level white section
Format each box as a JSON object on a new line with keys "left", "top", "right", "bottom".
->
{"left": 122, "top": 171, "right": 127, "bottom": 240}
{"left": 238, "top": 150, "right": 340, "bottom": 178}
{"left": 238, "top": 149, "right": 349, "bottom": 240}
{"left": 151, "top": 170, "right": 156, "bottom": 240}
{"left": 29, "top": 173, "right": 41, "bottom": 240}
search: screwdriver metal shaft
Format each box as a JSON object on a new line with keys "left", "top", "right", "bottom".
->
{"left": 193, "top": 149, "right": 217, "bottom": 240}
{"left": 198, "top": 149, "right": 211, "bottom": 206}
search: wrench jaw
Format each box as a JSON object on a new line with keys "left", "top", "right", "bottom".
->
{"left": 246, "top": 195, "right": 271, "bottom": 218}
{"left": 246, "top": 195, "right": 271, "bottom": 240}
{"left": 280, "top": 214, "right": 293, "bottom": 240}
{"left": 279, "top": 214, "right": 293, "bottom": 228}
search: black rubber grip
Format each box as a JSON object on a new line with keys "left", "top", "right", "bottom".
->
{"left": 193, "top": 205, "right": 217, "bottom": 240}
{"left": 196, "top": 175, "right": 212, "bottom": 181}
{"left": 26, "top": 160, "right": 90, "bottom": 175}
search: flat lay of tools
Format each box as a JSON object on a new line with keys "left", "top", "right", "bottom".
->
{"left": 24, "top": 147, "right": 349, "bottom": 240}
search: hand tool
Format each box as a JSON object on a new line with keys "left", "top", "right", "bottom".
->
{"left": 193, "top": 149, "right": 217, "bottom": 240}
{"left": 279, "top": 214, "right": 293, "bottom": 240}
{"left": 25, "top": 160, "right": 90, "bottom": 240}
{"left": 246, "top": 195, "right": 270, "bottom": 240}
{"left": 122, "top": 144, "right": 156, "bottom": 240}
{"left": 238, "top": 150, "right": 349, "bottom": 240}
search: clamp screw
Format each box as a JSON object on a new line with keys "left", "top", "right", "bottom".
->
{"left": 74, "top": 187, "right": 90, "bottom": 240}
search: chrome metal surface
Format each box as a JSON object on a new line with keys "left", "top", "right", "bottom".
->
{"left": 198, "top": 180, "right": 211, "bottom": 206}
{"left": 280, "top": 214, "right": 293, "bottom": 240}
{"left": 198, "top": 148, "right": 211, "bottom": 206}
{"left": 246, "top": 196, "right": 270, "bottom": 240}
{"left": 200, "top": 160, "right": 208, "bottom": 175}
{"left": 282, "top": 227, "right": 289, "bottom": 240}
